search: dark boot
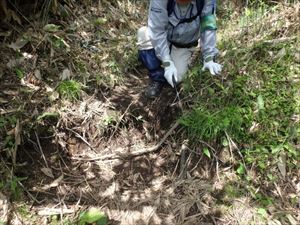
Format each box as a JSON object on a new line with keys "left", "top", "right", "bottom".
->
{"left": 145, "top": 81, "right": 164, "bottom": 98}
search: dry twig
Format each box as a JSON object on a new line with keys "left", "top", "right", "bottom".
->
{"left": 108, "top": 101, "right": 135, "bottom": 142}
{"left": 35, "top": 131, "right": 49, "bottom": 168}
{"left": 66, "top": 128, "right": 96, "bottom": 152}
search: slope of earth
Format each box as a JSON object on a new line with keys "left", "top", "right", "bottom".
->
{"left": 0, "top": 1, "right": 299, "bottom": 225}
{"left": 0, "top": 1, "right": 214, "bottom": 225}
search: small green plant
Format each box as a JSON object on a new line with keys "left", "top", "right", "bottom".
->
{"left": 122, "top": 43, "right": 139, "bottom": 70}
{"left": 1, "top": 176, "right": 26, "bottom": 201}
{"left": 95, "top": 74, "right": 116, "bottom": 87}
{"left": 0, "top": 115, "right": 17, "bottom": 129}
{"left": 180, "top": 106, "right": 245, "bottom": 141}
{"left": 102, "top": 116, "right": 116, "bottom": 127}
{"left": 4, "top": 135, "right": 15, "bottom": 149}
{"left": 57, "top": 80, "right": 81, "bottom": 101}
{"left": 49, "top": 35, "right": 69, "bottom": 50}
{"left": 15, "top": 68, "right": 24, "bottom": 79}
{"left": 224, "top": 184, "right": 244, "bottom": 199}
{"left": 17, "top": 205, "right": 31, "bottom": 218}
{"left": 257, "top": 208, "right": 268, "bottom": 218}
{"left": 43, "top": 24, "right": 60, "bottom": 32}
{"left": 79, "top": 208, "right": 108, "bottom": 225}
{"left": 108, "top": 59, "right": 120, "bottom": 74}
{"left": 94, "top": 17, "right": 107, "bottom": 26}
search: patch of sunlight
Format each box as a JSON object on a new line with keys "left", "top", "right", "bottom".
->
{"left": 101, "top": 182, "right": 120, "bottom": 198}
{"left": 150, "top": 176, "right": 168, "bottom": 191}
{"left": 107, "top": 207, "right": 174, "bottom": 225}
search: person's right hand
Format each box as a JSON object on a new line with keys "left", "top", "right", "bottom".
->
{"left": 163, "top": 60, "right": 177, "bottom": 88}
{"left": 202, "top": 60, "right": 223, "bottom": 75}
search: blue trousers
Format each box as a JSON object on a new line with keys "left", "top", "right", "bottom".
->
{"left": 138, "top": 49, "right": 166, "bottom": 83}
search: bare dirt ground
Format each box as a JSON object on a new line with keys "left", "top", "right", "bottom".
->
{"left": 1, "top": 1, "right": 299, "bottom": 225}
{"left": 9, "top": 68, "right": 222, "bottom": 225}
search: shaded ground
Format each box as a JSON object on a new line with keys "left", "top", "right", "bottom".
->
{"left": 10, "top": 68, "right": 220, "bottom": 225}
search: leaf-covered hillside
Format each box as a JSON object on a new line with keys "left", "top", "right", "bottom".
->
{"left": 0, "top": 0, "right": 299, "bottom": 225}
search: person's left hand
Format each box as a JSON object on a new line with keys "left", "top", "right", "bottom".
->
{"left": 163, "top": 60, "right": 178, "bottom": 88}
{"left": 202, "top": 60, "right": 223, "bottom": 75}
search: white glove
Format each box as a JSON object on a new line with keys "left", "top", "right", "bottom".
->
{"left": 202, "top": 60, "right": 223, "bottom": 75}
{"left": 163, "top": 60, "right": 177, "bottom": 88}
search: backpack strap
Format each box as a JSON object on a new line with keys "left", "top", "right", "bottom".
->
{"left": 196, "top": 0, "right": 205, "bottom": 15}
{"left": 167, "top": 0, "right": 176, "bottom": 17}
{"left": 167, "top": 0, "right": 205, "bottom": 23}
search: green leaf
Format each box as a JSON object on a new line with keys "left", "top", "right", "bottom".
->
{"left": 94, "top": 18, "right": 107, "bottom": 25}
{"left": 271, "top": 145, "right": 282, "bottom": 154}
{"left": 15, "top": 68, "right": 24, "bottom": 79}
{"left": 79, "top": 208, "right": 107, "bottom": 225}
{"left": 257, "top": 95, "right": 265, "bottom": 110}
{"left": 222, "top": 138, "right": 229, "bottom": 147}
{"left": 236, "top": 164, "right": 245, "bottom": 175}
{"left": 203, "top": 148, "right": 211, "bottom": 158}
{"left": 207, "top": 87, "right": 215, "bottom": 95}
{"left": 43, "top": 24, "right": 60, "bottom": 32}
{"left": 37, "top": 112, "right": 59, "bottom": 121}
{"left": 257, "top": 208, "right": 267, "bottom": 217}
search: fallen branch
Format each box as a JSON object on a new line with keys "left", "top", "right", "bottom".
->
{"left": 72, "top": 121, "right": 180, "bottom": 161}
{"left": 37, "top": 208, "right": 74, "bottom": 216}
{"left": 0, "top": 109, "right": 19, "bottom": 115}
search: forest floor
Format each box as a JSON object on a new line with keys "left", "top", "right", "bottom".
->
{"left": 0, "top": 1, "right": 300, "bottom": 225}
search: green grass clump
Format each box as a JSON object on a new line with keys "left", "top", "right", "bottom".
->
{"left": 180, "top": 106, "right": 246, "bottom": 141}
{"left": 182, "top": 35, "right": 300, "bottom": 173}
{"left": 57, "top": 80, "right": 81, "bottom": 101}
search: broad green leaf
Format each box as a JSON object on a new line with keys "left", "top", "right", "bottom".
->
{"left": 257, "top": 95, "right": 264, "bottom": 110}
{"left": 236, "top": 164, "right": 245, "bottom": 175}
{"left": 79, "top": 208, "right": 107, "bottom": 225}
{"left": 257, "top": 208, "right": 267, "bottom": 217}
{"left": 203, "top": 148, "right": 211, "bottom": 158}
{"left": 43, "top": 24, "right": 60, "bottom": 32}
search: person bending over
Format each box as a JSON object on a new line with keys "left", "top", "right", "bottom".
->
{"left": 137, "top": 0, "right": 222, "bottom": 98}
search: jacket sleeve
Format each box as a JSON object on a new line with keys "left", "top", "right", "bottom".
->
{"left": 200, "top": 0, "right": 219, "bottom": 60}
{"left": 148, "top": 0, "right": 171, "bottom": 62}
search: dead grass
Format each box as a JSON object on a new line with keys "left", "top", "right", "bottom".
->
{"left": 220, "top": 2, "right": 300, "bottom": 45}
{"left": 1, "top": 1, "right": 300, "bottom": 225}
